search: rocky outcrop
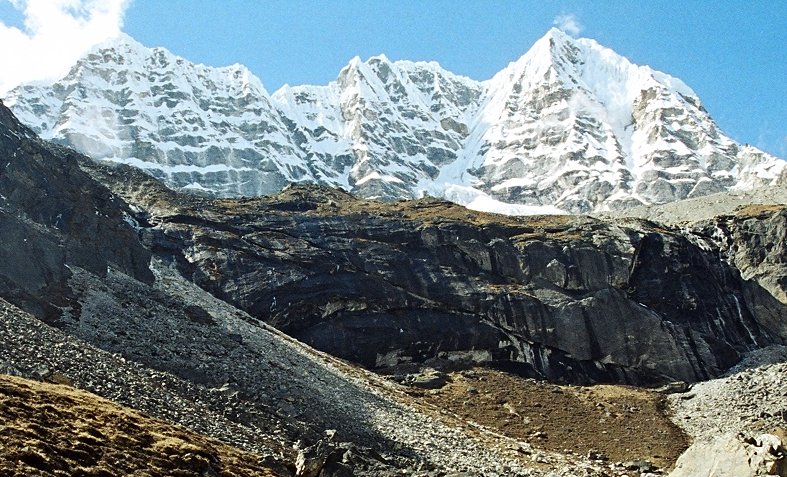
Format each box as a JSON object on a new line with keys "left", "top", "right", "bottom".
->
{"left": 695, "top": 205, "right": 787, "bottom": 303}
{"left": 600, "top": 184, "right": 787, "bottom": 225}
{"left": 601, "top": 189, "right": 787, "bottom": 344}
{"left": 669, "top": 433, "right": 786, "bottom": 477}
{"left": 83, "top": 153, "right": 787, "bottom": 385}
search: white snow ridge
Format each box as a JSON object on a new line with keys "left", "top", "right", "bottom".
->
{"left": 5, "top": 28, "right": 785, "bottom": 214}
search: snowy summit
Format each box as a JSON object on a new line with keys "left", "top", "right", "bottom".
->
{"left": 4, "top": 28, "right": 785, "bottom": 214}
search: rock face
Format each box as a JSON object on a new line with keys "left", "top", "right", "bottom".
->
{"left": 6, "top": 29, "right": 785, "bottom": 213}
{"left": 0, "top": 99, "right": 152, "bottom": 320}
{"left": 696, "top": 205, "right": 787, "bottom": 304}
{"left": 83, "top": 153, "right": 787, "bottom": 385}
{"left": 691, "top": 206, "right": 787, "bottom": 346}
{"left": 0, "top": 102, "right": 539, "bottom": 476}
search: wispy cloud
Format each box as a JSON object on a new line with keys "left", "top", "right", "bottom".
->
{"left": 0, "top": 0, "right": 130, "bottom": 95}
{"left": 777, "top": 134, "right": 787, "bottom": 159}
{"left": 552, "top": 13, "right": 583, "bottom": 37}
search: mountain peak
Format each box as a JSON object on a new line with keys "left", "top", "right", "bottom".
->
{"left": 86, "top": 31, "right": 151, "bottom": 57}
{"left": 5, "top": 32, "right": 784, "bottom": 214}
{"left": 489, "top": 28, "right": 577, "bottom": 89}
{"left": 533, "top": 27, "right": 579, "bottom": 57}
{"left": 367, "top": 53, "right": 392, "bottom": 64}
{"left": 542, "top": 26, "right": 575, "bottom": 42}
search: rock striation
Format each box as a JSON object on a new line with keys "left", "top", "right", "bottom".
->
{"left": 5, "top": 29, "right": 785, "bottom": 213}
{"left": 82, "top": 152, "right": 787, "bottom": 385}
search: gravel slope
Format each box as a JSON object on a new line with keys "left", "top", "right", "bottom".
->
{"left": 669, "top": 346, "right": 787, "bottom": 442}
{"left": 600, "top": 185, "right": 787, "bottom": 225}
{"left": 1, "top": 262, "right": 535, "bottom": 476}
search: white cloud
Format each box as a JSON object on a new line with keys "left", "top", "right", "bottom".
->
{"left": 552, "top": 13, "right": 583, "bottom": 37}
{"left": 0, "top": 0, "right": 130, "bottom": 95}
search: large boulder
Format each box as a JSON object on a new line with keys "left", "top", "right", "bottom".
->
{"left": 670, "top": 433, "right": 787, "bottom": 477}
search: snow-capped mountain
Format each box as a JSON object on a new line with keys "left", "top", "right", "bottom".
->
{"left": 5, "top": 34, "right": 312, "bottom": 197}
{"left": 5, "top": 28, "right": 785, "bottom": 213}
{"left": 455, "top": 29, "right": 785, "bottom": 211}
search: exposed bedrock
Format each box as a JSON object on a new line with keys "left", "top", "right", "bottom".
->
{"left": 689, "top": 206, "right": 787, "bottom": 347}
{"left": 88, "top": 165, "right": 787, "bottom": 385}
{"left": 0, "top": 102, "right": 152, "bottom": 321}
{"left": 4, "top": 93, "right": 783, "bottom": 387}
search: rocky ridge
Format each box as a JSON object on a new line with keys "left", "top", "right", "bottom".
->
{"left": 6, "top": 29, "right": 785, "bottom": 213}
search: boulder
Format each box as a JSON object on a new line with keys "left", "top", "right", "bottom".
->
{"left": 670, "top": 433, "right": 787, "bottom": 477}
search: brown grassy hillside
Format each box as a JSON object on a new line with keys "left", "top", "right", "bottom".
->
{"left": 0, "top": 374, "right": 289, "bottom": 477}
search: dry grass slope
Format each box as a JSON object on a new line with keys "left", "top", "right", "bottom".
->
{"left": 409, "top": 368, "right": 689, "bottom": 471}
{"left": 0, "top": 374, "right": 288, "bottom": 477}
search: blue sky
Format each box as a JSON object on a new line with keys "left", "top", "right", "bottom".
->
{"left": 1, "top": 1, "right": 785, "bottom": 157}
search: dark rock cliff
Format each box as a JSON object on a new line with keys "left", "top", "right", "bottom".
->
{"left": 2, "top": 99, "right": 785, "bottom": 387}
{"left": 0, "top": 101, "right": 152, "bottom": 320}
{"left": 82, "top": 158, "right": 787, "bottom": 385}
{"left": 692, "top": 205, "right": 787, "bottom": 341}
{"left": 1, "top": 103, "right": 447, "bottom": 475}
